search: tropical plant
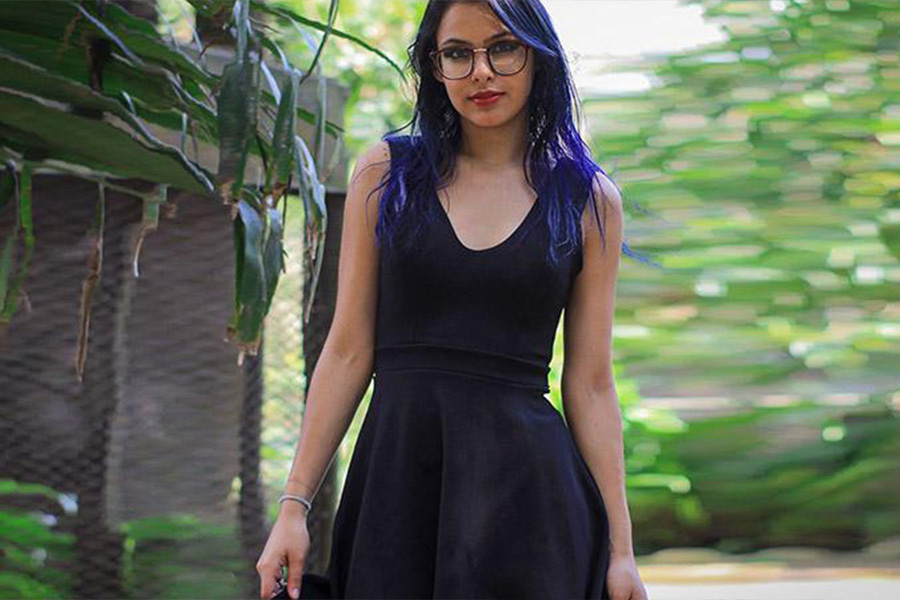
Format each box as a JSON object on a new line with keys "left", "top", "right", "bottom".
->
{"left": 0, "top": 0, "right": 404, "bottom": 376}
{"left": 0, "top": 480, "right": 75, "bottom": 600}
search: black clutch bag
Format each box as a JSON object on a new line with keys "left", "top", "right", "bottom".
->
{"left": 271, "top": 573, "right": 332, "bottom": 599}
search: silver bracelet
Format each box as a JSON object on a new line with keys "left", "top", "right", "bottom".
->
{"left": 278, "top": 493, "right": 313, "bottom": 513}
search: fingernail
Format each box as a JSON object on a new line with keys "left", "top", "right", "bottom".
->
{"left": 291, "top": 588, "right": 300, "bottom": 599}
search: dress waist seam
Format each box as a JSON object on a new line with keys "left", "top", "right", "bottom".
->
{"left": 374, "top": 341, "right": 545, "bottom": 367}
{"left": 373, "top": 342, "right": 550, "bottom": 394}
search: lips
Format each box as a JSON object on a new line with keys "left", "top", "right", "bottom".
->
{"left": 470, "top": 91, "right": 503, "bottom": 100}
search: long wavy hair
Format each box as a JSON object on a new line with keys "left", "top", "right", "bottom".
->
{"left": 369, "top": 0, "right": 653, "bottom": 268}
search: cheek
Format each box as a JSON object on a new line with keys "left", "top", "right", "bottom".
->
{"left": 518, "top": 76, "right": 533, "bottom": 100}
{"left": 446, "top": 81, "right": 467, "bottom": 102}
{"left": 520, "top": 66, "right": 535, "bottom": 97}
{"left": 445, "top": 82, "right": 473, "bottom": 111}
{"left": 510, "top": 73, "right": 533, "bottom": 108}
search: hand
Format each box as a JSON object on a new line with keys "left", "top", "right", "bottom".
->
{"left": 256, "top": 503, "right": 310, "bottom": 599}
{"left": 606, "top": 553, "right": 649, "bottom": 600}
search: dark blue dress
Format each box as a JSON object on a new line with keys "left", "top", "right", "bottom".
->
{"left": 302, "top": 135, "right": 611, "bottom": 599}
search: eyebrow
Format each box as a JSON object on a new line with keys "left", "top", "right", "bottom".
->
{"left": 438, "top": 31, "right": 515, "bottom": 48}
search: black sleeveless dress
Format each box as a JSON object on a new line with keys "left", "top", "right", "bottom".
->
{"left": 301, "top": 135, "right": 611, "bottom": 599}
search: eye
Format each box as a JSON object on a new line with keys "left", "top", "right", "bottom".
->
{"left": 491, "top": 41, "right": 520, "bottom": 54}
{"left": 443, "top": 47, "right": 471, "bottom": 61}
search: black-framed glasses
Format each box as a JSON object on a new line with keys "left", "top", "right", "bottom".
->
{"left": 430, "top": 40, "right": 529, "bottom": 80}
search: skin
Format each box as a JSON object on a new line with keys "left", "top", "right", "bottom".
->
{"left": 256, "top": 2, "right": 648, "bottom": 599}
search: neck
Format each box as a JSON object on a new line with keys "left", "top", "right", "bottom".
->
{"left": 457, "top": 108, "right": 530, "bottom": 170}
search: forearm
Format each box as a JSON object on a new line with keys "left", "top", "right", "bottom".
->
{"left": 563, "top": 385, "right": 634, "bottom": 559}
{"left": 282, "top": 343, "right": 375, "bottom": 509}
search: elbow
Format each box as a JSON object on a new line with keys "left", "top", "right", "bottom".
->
{"left": 561, "top": 371, "right": 620, "bottom": 421}
{"left": 325, "top": 335, "right": 375, "bottom": 375}
{"left": 562, "top": 381, "right": 623, "bottom": 434}
{"left": 561, "top": 368, "right": 616, "bottom": 402}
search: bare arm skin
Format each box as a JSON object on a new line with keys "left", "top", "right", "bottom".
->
{"left": 562, "top": 173, "right": 648, "bottom": 600}
{"left": 562, "top": 172, "right": 629, "bottom": 555}
{"left": 256, "top": 140, "right": 390, "bottom": 600}
{"left": 280, "top": 141, "right": 388, "bottom": 503}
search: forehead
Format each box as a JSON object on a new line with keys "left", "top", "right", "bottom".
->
{"left": 436, "top": 2, "right": 513, "bottom": 45}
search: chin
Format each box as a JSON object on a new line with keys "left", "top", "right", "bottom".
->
{"left": 458, "top": 104, "right": 522, "bottom": 126}
{"left": 463, "top": 113, "right": 510, "bottom": 128}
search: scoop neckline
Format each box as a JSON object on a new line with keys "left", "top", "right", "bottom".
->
{"left": 433, "top": 190, "right": 541, "bottom": 254}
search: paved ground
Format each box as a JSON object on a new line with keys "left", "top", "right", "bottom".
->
{"left": 635, "top": 545, "right": 900, "bottom": 600}
{"left": 645, "top": 578, "right": 900, "bottom": 600}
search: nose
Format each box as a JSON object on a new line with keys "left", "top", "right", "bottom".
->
{"left": 471, "top": 50, "right": 493, "bottom": 81}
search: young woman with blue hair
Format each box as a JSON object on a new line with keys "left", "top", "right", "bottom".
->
{"left": 258, "top": 1, "right": 649, "bottom": 598}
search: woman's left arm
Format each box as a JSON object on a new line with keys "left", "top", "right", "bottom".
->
{"left": 562, "top": 172, "right": 648, "bottom": 600}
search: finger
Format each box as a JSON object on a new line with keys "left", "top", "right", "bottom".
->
{"left": 258, "top": 568, "right": 272, "bottom": 599}
{"left": 626, "top": 584, "right": 646, "bottom": 600}
{"left": 287, "top": 553, "right": 305, "bottom": 599}
{"left": 257, "top": 562, "right": 280, "bottom": 599}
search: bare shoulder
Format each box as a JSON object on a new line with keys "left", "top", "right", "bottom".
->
{"left": 583, "top": 170, "right": 623, "bottom": 226}
{"left": 594, "top": 170, "right": 622, "bottom": 209}
{"left": 346, "top": 139, "right": 392, "bottom": 234}
{"left": 350, "top": 139, "right": 392, "bottom": 190}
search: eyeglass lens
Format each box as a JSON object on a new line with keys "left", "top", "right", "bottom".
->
{"left": 438, "top": 41, "right": 526, "bottom": 79}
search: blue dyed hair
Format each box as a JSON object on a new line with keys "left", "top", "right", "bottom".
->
{"left": 370, "top": 0, "right": 656, "bottom": 268}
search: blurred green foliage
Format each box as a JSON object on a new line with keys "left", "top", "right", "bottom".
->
{"left": 0, "top": 480, "right": 248, "bottom": 600}
{"left": 582, "top": 0, "right": 898, "bottom": 399}
{"left": 622, "top": 399, "right": 900, "bottom": 554}
{"left": 119, "top": 515, "right": 246, "bottom": 599}
{"left": 579, "top": 0, "right": 900, "bottom": 553}
{"left": 0, "top": 481, "right": 74, "bottom": 600}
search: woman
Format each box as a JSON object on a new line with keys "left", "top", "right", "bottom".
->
{"left": 257, "top": 1, "right": 648, "bottom": 599}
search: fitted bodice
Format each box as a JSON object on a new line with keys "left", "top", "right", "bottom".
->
{"left": 372, "top": 137, "right": 585, "bottom": 393}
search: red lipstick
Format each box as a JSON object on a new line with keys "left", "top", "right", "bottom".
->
{"left": 469, "top": 91, "right": 504, "bottom": 106}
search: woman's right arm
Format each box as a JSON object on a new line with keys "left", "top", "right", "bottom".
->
{"left": 257, "top": 140, "right": 391, "bottom": 600}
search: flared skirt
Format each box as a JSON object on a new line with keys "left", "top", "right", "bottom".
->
{"left": 305, "top": 369, "right": 611, "bottom": 600}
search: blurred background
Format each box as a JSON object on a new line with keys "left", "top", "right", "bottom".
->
{"left": 0, "top": 0, "right": 898, "bottom": 598}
